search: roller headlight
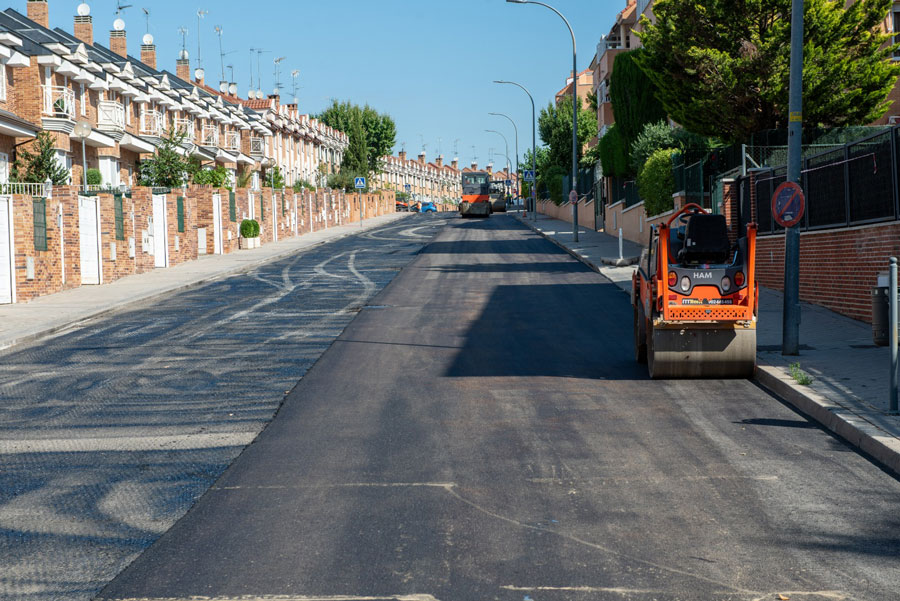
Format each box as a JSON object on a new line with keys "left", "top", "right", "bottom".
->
{"left": 721, "top": 276, "right": 731, "bottom": 292}
{"left": 680, "top": 276, "right": 691, "bottom": 292}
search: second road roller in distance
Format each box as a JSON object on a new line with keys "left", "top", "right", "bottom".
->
{"left": 632, "top": 203, "right": 758, "bottom": 378}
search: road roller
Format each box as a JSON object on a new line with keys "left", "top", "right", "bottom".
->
{"left": 459, "top": 171, "right": 492, "bottom": 218}
{"left": 632, "top": 204, "right": 758, "bottom": 378}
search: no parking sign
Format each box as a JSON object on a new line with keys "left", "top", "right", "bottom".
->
{"left": 771, "top": 181, "right": 805, "bottom": 228}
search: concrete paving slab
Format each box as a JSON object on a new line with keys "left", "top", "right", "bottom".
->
{"left": 0, "top": 212, "right": 412, "bottom": 351}
{"left": 515, "top": 211, "right": 900, "bottom": 476}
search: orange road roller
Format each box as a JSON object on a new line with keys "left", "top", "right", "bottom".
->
{"left": 632, "top": 204, "right": 758, "bottom": 378}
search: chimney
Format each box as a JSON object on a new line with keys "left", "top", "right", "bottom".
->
{"left": 110, "top": 16, "right": 127, "bottom": 58}
{"left": 74, "top": 4, "right": 93, "bottom": 44}
{"left": 435, "top": 155, "right": 443, "bottom": 168}
{"left": 471, "top": 161, "right": 478, "bottom": 171}
{"left": 451, "top": 158, "right": 458, "bottom": 170}
{"left": 418, "top": 151, "right": 425, "bottom": 165}
{"left": 398, "top": 150, "right": 406, "bottom": 161}
{"left": 140, "top": 34, "right": 156, "bottom": 70}
{"left": 27, "top": 0, "right": 49, "bottom": 28}
{"left": 176, "top": 59, "right": 190, "bottom": 82}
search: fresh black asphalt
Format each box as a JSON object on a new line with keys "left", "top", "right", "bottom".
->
{"left": 94, "top": 215, "right": 900, "bottom": 601}
{"left": 0, "top": 217, "right": 445, "bottom": 601}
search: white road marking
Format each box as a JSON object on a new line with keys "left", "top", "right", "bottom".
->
{"left": 103, "top": 596, "right": 441, "bottom": 601}
{"left": 0, "top": 431, "right": 256, "bottom": 454}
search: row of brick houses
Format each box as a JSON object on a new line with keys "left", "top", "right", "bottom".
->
{"left": 0, "top": 0, "right": 388, "bottom": 307}
{"left": 377, "top": 150, "right": 462, "bottom": 203}
{"left": 0, "top": 0, "right": 347, "bottom": 193}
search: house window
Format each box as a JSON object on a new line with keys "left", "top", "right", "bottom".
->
{"left": 124, "top": 96, "right": 131, "bottom": 125}
{"left": 80, "top": 83, "right": 86, "bottom": 116}
{"left": 0, "top": 63, "right": 6, "bottom": 101}
{"left": 894, "top": 9, "right": 900, "bottom": 59}
{"left": 0, "top": 152, "right": 8, "bottom": 184}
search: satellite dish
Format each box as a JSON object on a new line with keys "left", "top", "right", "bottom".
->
{"left": 228, "top": 83, "right": 237, "bottom": 95}
{"left": 178, "top": 49, "right": 189, "bottom": 60}
{"left": 113, "top": 18, "right": 125, "bottom": 31}
{"left": 76, "top": 3, "right": 91, "bottom": 17}
{"left": 219, "top": 81, "right": 227, "bottom": 93}
{"left": 142, "top": 33, "right": 153, "bottom": 45}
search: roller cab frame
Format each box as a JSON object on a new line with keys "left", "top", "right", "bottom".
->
{"left": 632, "top": 204, "right": 758, "bottom": 379}
{"left": 460, "top": 171, "right": 493, "bottom": 218}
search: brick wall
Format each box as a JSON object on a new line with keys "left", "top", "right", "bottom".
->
{"left": 756, "top": 222, "right": 900, "bottom": 323}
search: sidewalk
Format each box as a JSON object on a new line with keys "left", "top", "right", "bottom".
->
{"left": 515, "top": 210, "right": 900, "bottom": 475}
{"left": 0, "top": 212, "right": 411, "bottom": 351}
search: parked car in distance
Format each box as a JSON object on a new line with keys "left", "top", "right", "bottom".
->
{"left": 421, "top": 201, "right": 437, "bottom": 213}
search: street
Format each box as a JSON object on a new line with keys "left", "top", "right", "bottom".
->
{"left": 0, "top": 217, "right": 446, "bottom": 601}
{"left": 80, "top": 214, "right": 900, "bottom": 601}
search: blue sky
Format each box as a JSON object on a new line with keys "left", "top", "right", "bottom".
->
{"left": 36, "top": 0, "right": 624, "bottom": 170}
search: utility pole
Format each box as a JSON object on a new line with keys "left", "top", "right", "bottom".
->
{"left": 783, "top": 0, "right": 804, "bottom": 355}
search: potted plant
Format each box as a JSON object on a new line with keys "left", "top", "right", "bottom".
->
{"left": 239, "top": 218, "right": 260, "bottom": 249}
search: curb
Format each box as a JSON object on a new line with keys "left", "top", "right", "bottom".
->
{"left": 515, "top": 214, "right": 900, "bottom": 476}
{"left": 0, "top": 213, "right": 412, "bottom": 353}
{"left": 600, "top": 256, "right": 640, "bottom": 267}
{"left": 755, "top": 365, "right": 900, "bottom": 476}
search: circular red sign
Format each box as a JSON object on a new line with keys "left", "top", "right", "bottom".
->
{"left": 771, "top": 181, "right": 806, "bottom": 228}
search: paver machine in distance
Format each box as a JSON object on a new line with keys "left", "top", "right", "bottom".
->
{"left": 632, "top": 204, "right": 758, "bottom": 378}
{"left": 459, "top": 171, "right": 492, "bottom": 217}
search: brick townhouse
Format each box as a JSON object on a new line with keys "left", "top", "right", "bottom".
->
{"left": 378, "top": 150, "right": 461, "bottom": 204}
{"left": 0, "top": 0, "right": 364, "bottom": 307}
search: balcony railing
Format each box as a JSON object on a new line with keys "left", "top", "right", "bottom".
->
{"left": 140, "top": 110, "right": 163, "bottom": 137}
{"left": 0, "top": 181, "right": 53, "bottom": 196}
{"left": 202, "top": 125, "right": 219, "bottom": 147}
{"left": 174, "top": 118, "right": 194, "bottom": 141}
{"left": 224, "top": 131, "right": 241, "bottom": 152}
{"left": 97, "top": 100, "right": 125, "bottom": 131}
{"left": 42, "top": 85, "right": 76, "bottom": 120}
{"left": 250, "top": 137, "right": 265, "bottom": 156}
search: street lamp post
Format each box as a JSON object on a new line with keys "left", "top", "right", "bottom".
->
{"left": 73, "top": 120, "right": 92, "bottom": 189}
{"left": 486, "top": 129, "right": 510, "bottom": 206}
{"left": 494, "top": 80, "right": 536, "bottom": 222}
{"left": 507, "top": 0, "right": 578, "bottom": 241}
{"left": 489, "top": 112, "right": 518, "bottom": 202}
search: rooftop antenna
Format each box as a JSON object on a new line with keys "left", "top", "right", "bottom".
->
{"left": 438, "top": 137, "right": 442, "bottom": 156}
{"left": 472, "top": 145, "right": 477, "bottom": 163}
{"left": 254, "top": 48, "right": 270, "bottom": 96}
{"left": 178, "top": 27, "right": 188, "bottom": 55}
{"left": 291, "top": 70, "right": 300, "bottom": 104}
{"left": 215, "top": 25, "right": 226, "bottom": 82}
{"left": 273, "top": 56, "right": 286, "bottom": 95}
{"left": 453, "top": 138, "right": 459, "bottom": 156}
{"left": 115, "top": 1, "right": 133, "bottom": 18}
{"left": 141, "top": 7, "right": 150, "bottom": 32}
{"left": 196, "top": 9, "right": 208, "bottom": 70}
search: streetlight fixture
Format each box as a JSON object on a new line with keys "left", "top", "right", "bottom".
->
{"left": 486, "top": 129, "right": 511, "bottom": 207}
{"left": 73, "top": 120, "right": 92, "bottom": 189}
{"left": 494, "top": 80, "right": 537, "bottom": 221}
{"left": 506, "top": 0, "right": 579, "bottom": 241}
{"left": 488, "top": 112, "right": 519, "bottom": 203}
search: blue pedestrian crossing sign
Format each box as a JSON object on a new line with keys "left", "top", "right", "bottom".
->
{"left": 404, "top": 183, "right": 411, "bottom": 191}
{"left": 505, "top": 179, "right": 512, "bottom": 187}
{"left": 354, "top": 177, "right": 367, "bottom": 189}
{"left": 524, "top": 170, "right": 535, "bottom": 182}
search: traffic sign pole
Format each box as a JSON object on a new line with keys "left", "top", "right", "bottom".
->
{"left": 783, "top": 0, "right": 804, "bottom": 356}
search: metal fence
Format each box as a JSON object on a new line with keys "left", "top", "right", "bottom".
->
{"left": 739, "top": 127, "right": 899, "bottom": 235}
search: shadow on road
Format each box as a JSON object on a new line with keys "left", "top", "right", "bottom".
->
{"left": 445, "top": 283, "right": 646, "bottom": 380}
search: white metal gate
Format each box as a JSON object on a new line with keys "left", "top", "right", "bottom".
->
{"left": 212, "top": 193, "right": 224, "bottom": 254}
{"left": 152, "top": 194, "right": 169, "bottom": 268}
{"left": 0, "top": 196, "right": 14, "bottom": 304}
{"left": 78, "top": 196, "right": 101, "bottom": 285}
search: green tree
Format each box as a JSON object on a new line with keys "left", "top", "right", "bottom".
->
{"left": 264, "top": 166, "right": 285, "bottom": 188}
{"left": 638, "top": 0, "right": 900, "bottom": 142}
{"left": 638, "top": 148, "right": 679, "bottom": 216}
{"left": 630, "top": 121, "right": 712, "bottom": 174}
{"left": 193, "top": 165, "right": 230, "bottom": 187}
{"left": 608, "top": 49, "right": 667, "bottom": 165}
{"left": 537, "top": 96, "right": 596, "bottom": 173}
{"left": 317, "top": 99, "right": 396, "bottom": 176}
{"left": 12, "top": 132, "right": 70, "bottom": 185}
{"left": 599, "top": 124, "right": 628, "bottom": 178}
{"left": 138, "top": 127, "right": 191, "bottom": 188}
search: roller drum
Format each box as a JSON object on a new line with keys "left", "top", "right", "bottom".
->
{"left": 648, "top": 326, "right": 756, "bottom": 379}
